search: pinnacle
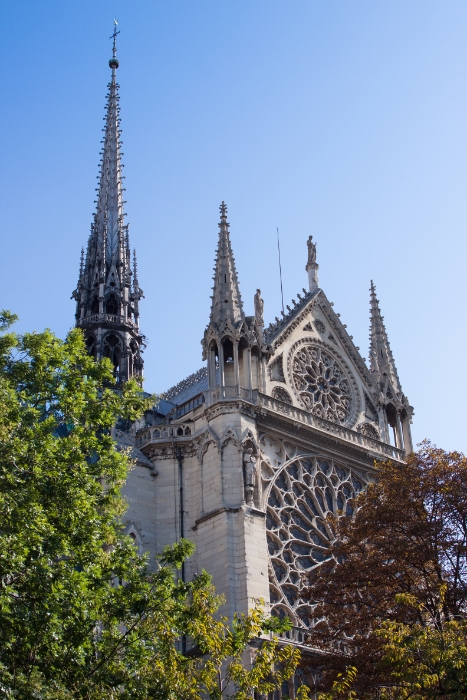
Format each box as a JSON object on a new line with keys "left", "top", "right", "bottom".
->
{"left": 368, "top": 280, "right": 402, "bottom": 393}
{"left": 208, "top": 202, "right": 245, "bottom": 328}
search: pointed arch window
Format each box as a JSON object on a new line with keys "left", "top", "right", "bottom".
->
{"left": 103, "top": 333, "right": 121, "bottom": 377}
{"left": 86, "top": 334, "right": 97, "bottom": 359}
{"left": 105, "top": 294, "right": 119, "bottom": 315}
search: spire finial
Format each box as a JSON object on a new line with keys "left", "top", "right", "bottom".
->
{"left": 219, "top": 201, "right": 228, "bottom": 223}
{"left": 109, "top": 19, "right": 120, "bottom": 69}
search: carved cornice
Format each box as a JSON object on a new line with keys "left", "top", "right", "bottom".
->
{"left": 205, "top": 400, "right": 255, "bottom": 422}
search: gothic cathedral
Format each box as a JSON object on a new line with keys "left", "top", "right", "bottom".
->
{"left": 73, "top": 39, "right": 414, "bottom": 640}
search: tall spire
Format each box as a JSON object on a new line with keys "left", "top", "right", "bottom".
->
{"left": 209, "top": 202, "right": 245, "bottom": 327}
{"left": 72, "top": 24, "right": 144, "bottom": 382}
{"left": 368, "top": 281, "right": 402, "bottom": 394}
{"left": 94, "top": 20, "right": 125, "bottom": 268}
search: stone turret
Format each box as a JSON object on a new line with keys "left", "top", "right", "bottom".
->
{"left": 72, "top": 26, "right": 144, "bottom": 382}
{"left": 202, "top": 203, "right": 268, "bottom": 399}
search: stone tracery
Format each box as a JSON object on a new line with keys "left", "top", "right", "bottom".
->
{"left": 291, "top": 343, "right": 353, "bottom": 424}
{"left": 265, "top": 455, "right": 366, "bottom": 627}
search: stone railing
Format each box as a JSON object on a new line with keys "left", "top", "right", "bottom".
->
{"left": 135, "top": 422, "right": 194, "bottom": 446}
{"left": 257, "top": 393, "right": 405, "bottom": 461}
{"left": 80, "top": 313, "right": 138, "bottom": 329}
{"left": 135, "top": 387, "right": 404, "bottom": 462}
{"left": 278, "top": 626, "right": 312, "bottom": 647}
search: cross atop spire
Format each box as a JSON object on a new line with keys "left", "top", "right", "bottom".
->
{"left": 110, "top": 19, "right": 120, "bottom": 67}
{"left": 209, "top": 202, "right": 245, "bottom": 327}
{"left": 369, "top": 281, "right": 402, "bottom": 394}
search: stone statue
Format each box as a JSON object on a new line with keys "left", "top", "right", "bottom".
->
{"left": 254, "top": 289, "right": 264, "bottom": 325}
{"left": 307, "top": 236, "right": 317, "bottom": 266}
{"left": 243, "top": 448, "right": 257, "bottom": 505}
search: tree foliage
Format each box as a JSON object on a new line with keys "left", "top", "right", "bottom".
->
{"left": 301, "top": 443, "right": 467, "bottom": 698}
{"left": 0, "top": 313, "right": 300, "bottom": 699}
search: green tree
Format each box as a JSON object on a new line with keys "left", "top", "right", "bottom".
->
{"left": 0, "top": 312, "right": 300, "bottom": 699}
{"left": 375, "top": 593, "right": 467, "bottom": 699}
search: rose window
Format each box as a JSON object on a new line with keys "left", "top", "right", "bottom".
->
{"left": 291, "top": 344, "right": 352, "bottom": 423}
{"left": 266, "top": 456, "right": 365, "bottom": 627}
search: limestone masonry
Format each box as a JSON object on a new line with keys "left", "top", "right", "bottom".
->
{"left": 72, "top": 38, "right": 414, "bottom": 646}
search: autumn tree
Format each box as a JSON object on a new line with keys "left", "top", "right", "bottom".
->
{"left": 0, "top": 312, "right": 300, "bottom": 699}
{"left": 301, "top": 443, "right": 467, "bottom": 698}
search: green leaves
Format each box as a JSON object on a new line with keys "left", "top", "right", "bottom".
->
{"left": 0, "top": 314, "right": 300, "bottom": 699}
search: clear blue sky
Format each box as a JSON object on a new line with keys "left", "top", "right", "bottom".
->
{"left": 1, "top": 1, "right": 466, "bottom": 451}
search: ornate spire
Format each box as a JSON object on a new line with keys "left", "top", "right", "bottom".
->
{"left": 209, "top": 202, "right": 245, "bottom": 327}
{"left": 72, "top": 24, "right": 144, "bottom": 382}
{"left": 369, "top": 281, "right": 401, "bottom": 394}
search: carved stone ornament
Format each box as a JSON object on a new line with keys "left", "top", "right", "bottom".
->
{"left": 271, "top": 386, "right": 293, "bottom": 405}
{"left": 243, "top": 447, "right": 257, "bottom": 505}
{"left": 314, "top": 319, "right": 325, "bottom": 334}
{"left": 306, "top": 235, "right": 317, "bottom": 265}
{"left": 289, "top": 341, "right": 355, "bottom": 425}
{"left": 357, "top": 422, "right": 380, "bottom": 440}
{"left": 266, "top": 456, "right": 367, "bottom": 626}
{"left": 254, "top": 289, "right": 264, "bottom": 325}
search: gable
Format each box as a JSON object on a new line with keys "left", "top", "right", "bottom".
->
{"left": 264, "top": 290, "right": 380, "bottom": 434}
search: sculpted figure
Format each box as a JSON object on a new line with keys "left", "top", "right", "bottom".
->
{"left": 254, "top": 289, "right": 264, "bottom": 325}
{"left": 243, "top": 447, "right": 257, "bottom": 505}
{"left": 307, "top": 235, "right": 317, "bottom": 265}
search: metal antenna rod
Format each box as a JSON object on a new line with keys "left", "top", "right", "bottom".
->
{"left": 277, "top": 227, "right": 285, "bottom": 315}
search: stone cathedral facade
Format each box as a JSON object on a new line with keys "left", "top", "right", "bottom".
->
{"left": 73, "top": 42, "right": 414, "bottom": 644}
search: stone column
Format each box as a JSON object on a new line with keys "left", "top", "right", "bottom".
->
{"left": 378, "top": 406, "right": 389, "bottom": 444}
{"left": 99, "top": 282, "right": 105, "bottom": 314}
{"left": 218, "top": 343, "right": 225, "bottom": 397}
{"left": 245, "top": 348, "right": 252, "bottom": 391}
{"left": 395, "top": 411, "right": 404, "bottom": 450}
{"left": 233, "top": 342, "right": 240, "bottom": 395}
{"left": 96, "top": 327, "right": 103, "bottom": 360}
{"left": 208, "top": 348, "right": 217, "bottom": 390}
{"left": 401, "top": 415, "right": 413, "bottom": 454}
{"left": 261, "top": 356, "right": 267, "bottom": 393}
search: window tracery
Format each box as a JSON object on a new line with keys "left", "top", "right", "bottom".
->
{"left": 357, "top": 422, "right": 379, "bottom": 439}
{"left": 291, "top": 344, "right": 353, "bottom": 423}
{"left": 272, "top": 387, "right": 293, "bottom": 404}
{"left": 266, "top": 456, "right": 366, "bottom": 627}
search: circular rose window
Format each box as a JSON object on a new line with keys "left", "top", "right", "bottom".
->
{"left": 290, "top": 343, "right": 353, "bottom": 424}
{"left": 267, "top": 456, "right": 366, "bottom": 627}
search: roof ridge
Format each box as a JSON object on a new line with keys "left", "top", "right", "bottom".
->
{"left": 263, "top": 288, "right": 318, "bottom": 342}
{"left": 164, "top": 366, "right": 208, "bottom": 400}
